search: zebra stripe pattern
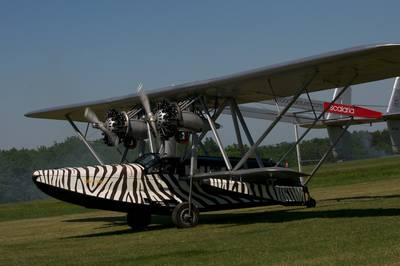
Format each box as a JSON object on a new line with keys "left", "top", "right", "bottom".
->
{"left": 33, "top": 163, "right": 306, "bottom": 209}
{"left": 208, "top": 179, "right": 305, "bottom": 203}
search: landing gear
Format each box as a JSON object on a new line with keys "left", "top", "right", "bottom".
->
{"left": 303, "top": 187, "right": 316, "bottom": 208}
{"left": 306, "top": 198, "right": 317, "bottom": 208}
{"left": 126, "top": 208, "right": 151, "bottom": 230}
{"left": 172, "top": 202, "right": 199, "bottom": 228}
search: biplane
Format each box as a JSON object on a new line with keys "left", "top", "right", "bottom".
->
{"left": 26, "top": 43, "right": 400, "bottom": 229}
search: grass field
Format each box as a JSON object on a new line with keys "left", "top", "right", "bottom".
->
{"left": 1, "top": 156, "right": 400, "bottom": 265}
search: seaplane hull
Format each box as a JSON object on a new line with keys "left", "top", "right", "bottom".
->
{"left": 33, "top": 163, "right": 307, "bottom": 215}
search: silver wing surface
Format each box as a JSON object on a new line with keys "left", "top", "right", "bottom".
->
{"left": 25, "top": 43, "right": 400, "bottom": 122}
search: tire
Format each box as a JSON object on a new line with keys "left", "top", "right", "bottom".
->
{"left": 126, "top": 208, "right": 151, "bottom": 230}
{"left": 172, "top": 202, "right": 199, "bottom": 228}
{"left": 306, "top": 198, "right": 316, "bottom": 208}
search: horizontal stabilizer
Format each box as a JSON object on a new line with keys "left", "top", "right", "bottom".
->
{"left": 324, "top": 102, "right": 382, "bottom": 119}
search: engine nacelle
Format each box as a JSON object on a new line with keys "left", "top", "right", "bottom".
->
{"left": 127, "top": 119, "right": 148, "bottom": 140}
{"left": 103, "top": 109, "right": 147, "bottom": 148}
{"left": 155, "top": 101, "right": 209, "bottom": 140}
{"left": 103, "top": 101, "right": 214, "bottom": 147}
{"left": 179, "top": 111, "right": 208, "bottom": 132}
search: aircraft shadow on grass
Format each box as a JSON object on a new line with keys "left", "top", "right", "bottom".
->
{"left": 63, "top": 194, "right": 400, "bottom": 239}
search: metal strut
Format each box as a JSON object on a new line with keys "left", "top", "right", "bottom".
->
{"left": 183, "top": 98, "right": 227, "bottom": 160}
{"left": 230, "top": 99, "right": 246, "bottom": 159}
{"left": 84, "top": 122, "right": 90, "bottom": 138}
{"left": 304, "top": 88, "right": 318, "bottom": 120}
{"left": 276, "top": 73, "right": 358, "bottom": 166}
{"left": 188, "top": 133, "right": 198, "bottom": 216}
{"left": 66, "top": 115, "right": 104, "bottom": 165}
{"left": 233, "top": 71, "right": 319, "bottom": 171}
{"left": 120, "top": 147, "right": 129, "bottom": 164}
{"left": 268, "top": 78, "right": 281, "bottom": 113}
{"left": 200, "top": 97, "right": 232, "bottom": 170}
{"left": 294, "top": 124, "right": 303, "bottom": 172}
{"left": 146, "top": 122, "right": 155, "bottom": 153}
{"left": 230, "top": 99, "right": 264, "bottom": 168}
{"left": 304, "top": 117, "right": 354, "bottom": 185}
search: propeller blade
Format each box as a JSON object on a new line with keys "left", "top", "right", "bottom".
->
{"left": 136, "top": 83, "right": 159, "bottom": 136}
{"left": 137, "top": 83, "right": 151, "bottom": 115}
{"left": 84, "top": 107, "right": 101, "bottom": 125}
{"left": 98, "top": 124, "right": 119, "bottom": 146}
{"left": 84, "top": 107, "right": 119, "bottom": 146}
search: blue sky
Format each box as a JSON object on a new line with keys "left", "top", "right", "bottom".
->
{"left": 1, "top": 0, "right": 399, "bottom": 149}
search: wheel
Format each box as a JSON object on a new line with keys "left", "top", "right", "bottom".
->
{"left": 126, "top": 208, "right": 151, "bottom": 230}
{"left": 172, "top": 202, "right": 199, "bottom": 228}
{"left": 306, "top": 198, "right": 316, "bottom": 208}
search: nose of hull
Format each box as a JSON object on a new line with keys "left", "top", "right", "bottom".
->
{"left": 30, "top": 163, "right": 148, "bottom": 213}
{"left": 32, "top": 170, "right": 43, "bottom": 183}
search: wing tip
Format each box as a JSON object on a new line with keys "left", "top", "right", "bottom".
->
{"left": 24, "top": 109, "right": 49, "bottom": 119}
{"left": 24, "top": 111, "right": 35, "bottom": 118}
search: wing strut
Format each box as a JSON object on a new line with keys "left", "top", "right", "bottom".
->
{"left": 267, "top": 78, "right": 281, "bottom": 113}
{"left": 305, "top": 88, "right": 318, "bottom": 120}
{"left": 188, "top": 133, "right": 198, "bottom": 216}
{"left": 230, "top": 99, "right": 264, "bottom": 168}
{"left": 66, "top": 115, "right": 104, "bottom": 165}
{"left": 182, "top": 98, "right": 228, "bottom": 160}
{"left": 276, "top": 73, "right": 357, "bottom": 166}
{"left": 294, "top": 124, "right": 303, "bottom": 184}
{"left": 200, "top": 97, "right": 232, "bottom": 170}
{"left": 146, "top": 122, "right": 155, "bottom": 153}
{"left": 304, "top": 117, "right": 353, "bottom": 185}
{"left": 233, "top": 70, "right": 319, "bottom": 171}
{"left": 229, "top": 99, "right": 246, "bottom": 167}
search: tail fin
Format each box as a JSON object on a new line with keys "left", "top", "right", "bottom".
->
{"left": 327, "top": 87, "right": 352, "bottom": 119}
{"left": 387, "top": 77, "right": 400, "bottom": 153}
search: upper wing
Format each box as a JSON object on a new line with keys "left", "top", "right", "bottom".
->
{"left": 25, "top": 43, "right": 400, "bottom": 122}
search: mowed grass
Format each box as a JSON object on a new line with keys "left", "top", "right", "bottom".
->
{"left": 1, "top": 156, "right": 400, "bottom": 265}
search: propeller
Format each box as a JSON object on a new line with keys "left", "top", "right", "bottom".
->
{"left": 84, "top": 107, "right": 119, "bottom": 146}
{"left": 137, "top": 83, "right": 160, "bottom": 140}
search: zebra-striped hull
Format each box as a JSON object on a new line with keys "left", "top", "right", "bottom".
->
{"left": 32, "top": 163, "right": 307, "bottom": 214}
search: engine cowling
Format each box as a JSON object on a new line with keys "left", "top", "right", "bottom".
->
{"left": 154, "top": 101, "right": 208, "bottom": 140}
{"left": 179, "top": 111, "right": 208, "bottom": 132}
{"left": 102, "top": 109, "right": 147, "bottom": 148}
{"left": 102, "top": 101, "right": 212, "bottom": 146}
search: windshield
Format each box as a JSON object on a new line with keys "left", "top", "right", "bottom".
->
{"left": 134, "top": 153, "right": 161, "bottom": 169}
